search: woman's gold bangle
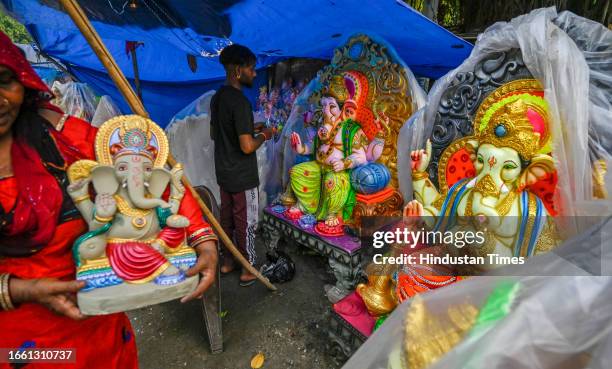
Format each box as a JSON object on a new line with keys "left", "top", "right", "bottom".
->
{"left": 94, "top": 213, "right": 114, "bottom": 223}
{"left": 0, "top": 273, "right": 15, "bottom": 311}
{"left": 73, "top": 194, "right": 91, "bottom": 204}
{"left": 412, "top": 171, "right": 429, "bottom": 181}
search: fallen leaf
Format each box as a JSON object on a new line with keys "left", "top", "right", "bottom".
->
{"left": 250, "top": 352, "right": 265, "bottom": 368}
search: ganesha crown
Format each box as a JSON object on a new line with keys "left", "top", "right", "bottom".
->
{"left": 475, "top": 92, "right": 550, "bottom": 161}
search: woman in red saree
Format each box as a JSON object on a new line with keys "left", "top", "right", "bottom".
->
{"left": 0, "top": 32, "right": 218, "bottom": 369}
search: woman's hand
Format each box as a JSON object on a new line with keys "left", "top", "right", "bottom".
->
{"left": 181, "top": 240, "right": 218, "bottom": 303}
{"left": 9, "top": 277, "right": 86, "bottom": 320}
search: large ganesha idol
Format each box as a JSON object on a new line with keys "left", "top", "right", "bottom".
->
{"left": 66, "top": 115, "right": 215, "bottom": 315}
{"left": 357, "top": 79, "right": 563, "bottom": 319}
{"left": 409, "top": 79, "right": 559, "bottom": 261}
{"left": 280, "top": 34, "right": 417, "bottom": 236}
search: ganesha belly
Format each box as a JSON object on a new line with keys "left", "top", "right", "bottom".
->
{"left": 283, "top": 72, "right": 390, "bottom": 236}
{"left": 66, "top": 115, "right": 214, "bottom": 315}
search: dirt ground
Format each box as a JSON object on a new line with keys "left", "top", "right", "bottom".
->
{"left": 129, "top": 242, "right": 343, "bottom": 369}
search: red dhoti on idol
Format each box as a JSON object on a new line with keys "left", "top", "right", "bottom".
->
{"left": 106, "top": 226, "right": 186, "bottom": 283}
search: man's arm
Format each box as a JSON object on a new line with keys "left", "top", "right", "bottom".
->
{"left": 239, "top": 133, "right": 266, "bottom": 154}
{"left": 239, "top": 128, "right": 274, "bottom": 154}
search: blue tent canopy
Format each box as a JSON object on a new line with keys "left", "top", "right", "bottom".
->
{"left": 2, "top": 0, "right": 472, "bottom": 125}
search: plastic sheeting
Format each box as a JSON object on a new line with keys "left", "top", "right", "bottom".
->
{"left": 397, "top": 8, "right": 612, "bottom": 238}
{"left": 51, "top": 80, "right": 98, "bottom": 121}
{"left": 91, "top": 95, "right": 122, "bottom": 127}
{"left": 1, "top": 0, "right": 472, "bottom": 125}
{"left": 166, "top": 89, "right": 279, "bottom": 212}
{"left": 165, "top": 91, "right": 220, "bottom": 203}
{"left": 343, "top": 215, "right": 612, "bottom": 369}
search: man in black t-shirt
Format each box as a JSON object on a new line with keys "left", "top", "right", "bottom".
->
{"left": 210, "top": 44, "right": 273, "bottom": 286}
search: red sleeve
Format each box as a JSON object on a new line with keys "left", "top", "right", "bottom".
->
{"left": 178, "top": 188, "right": 218, "bottom": 246}
{"left": 56, "top": 116, "right": 98, "bottom": 160}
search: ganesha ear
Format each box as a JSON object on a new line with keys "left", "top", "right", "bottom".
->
{"left": 91, "top": 165, "right": 119, "bottom": 195}
{"left": 466, "top": 139, "right": 479, "bottom": 160}
{"left": 148, "top": 168, "right": 172, "bottom": 198}
{"left": 518, "top": 154, "right": 556, "bottom": 191}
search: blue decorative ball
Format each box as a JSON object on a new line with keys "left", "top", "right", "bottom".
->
{"left": 351, "top": 163, "right": 391, "bottom": 194}
{"left": 494, "top": 124, "right": 507, "bottom": 137}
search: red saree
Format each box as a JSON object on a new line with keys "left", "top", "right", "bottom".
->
{"left": 0, "top": 115, "right": 218, "bottom": 369}
{"left": 0, "top": 117, "right": 138, "bottom": 369}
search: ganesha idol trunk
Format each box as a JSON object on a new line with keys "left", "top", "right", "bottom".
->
{"left": 67, "top": 115, "right": 205, "bottom": 315}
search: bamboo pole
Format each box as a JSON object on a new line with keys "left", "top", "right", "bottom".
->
{"left": 58, "top": 0, "right": 277, "bottom": 291}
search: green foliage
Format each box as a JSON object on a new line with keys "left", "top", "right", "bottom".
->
{"left": 0, "top": 10, "right": 31, "bottom": 44}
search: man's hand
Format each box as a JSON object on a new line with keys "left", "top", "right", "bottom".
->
{"left": 10, "top": 278, "right": 87, "bottom": 320}
{"left": 260, "top": 127, "right": 275, "bottom": 141}
{"left": 254, "top": 122, "right": 265, "bottom": 133}
{"left": 181, "top": 240, "right": 218, "bottom": 303}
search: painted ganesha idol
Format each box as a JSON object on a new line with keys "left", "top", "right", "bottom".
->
{"left": 409, "top": 79, "right": 559, "bottom": 262}
{"left": 356, "top": 79, "right": 564, "bottom": 319}
{"left": 66, "top": 115, "right": 215, "bottom": 315}
{"left": 280, "top": 34, "right": 416, "bottom": 237}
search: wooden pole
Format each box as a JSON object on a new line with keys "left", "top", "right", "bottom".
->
{"left": 58, "top": 0, "right": 277, "bottom": 291}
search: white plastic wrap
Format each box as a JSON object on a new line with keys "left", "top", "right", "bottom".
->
{"left": 51, "top": 81, "right": 98, "bottom": 122}
{"left": 397, "top": 8, "right": 612, "bottom": 237}
{"left": 166, "top": 91, "right": 220, "bottom": 204}
{"left": 166, "top": 90, "right": 273, "bottom": 212}
{"left": 344, "top": 216, "right": 612, "bottom": 369}
{"left": 90, "top": 95, "right": 122, "bottom": 127}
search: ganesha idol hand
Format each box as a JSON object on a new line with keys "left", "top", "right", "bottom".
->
{"left": 403, "top": 199, "right": 424, "bottom": 230}
{"left": 331, "top": 159, "right": 344, "bottom": 173}
{"left": 410, "top": 139, "right": 432, "bottom": 173}
{"left": 290, "top": 132, "right": 305, "bottom": 154}
{"left": 94, "top": 193, "right": 117, "bottom": 219}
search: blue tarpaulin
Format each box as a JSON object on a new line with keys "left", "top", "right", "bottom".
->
{"left": 2, "top": 0, "right": 472, "bottom": 125}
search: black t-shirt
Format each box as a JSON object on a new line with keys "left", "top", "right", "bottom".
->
{"left": 210, "top": 85, "right": 259, "bottom": 192}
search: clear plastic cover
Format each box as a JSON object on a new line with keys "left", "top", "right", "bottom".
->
{"left": 90, "top": 95, "right": 122, "bottom": 127}
{"left": 166, "top": 90, "right": 220, "bottom": 204}
{"left": 349, "top": 9, "right": 612, "bottom": 369}
{"left": 166, "top": 90, "right": 275, "bottom": 212}
{"left": 397, "top": 8, "right": 612, "bottom": 237}
{"left": 51, "top": 80, "right": 98, "bottom": 122}
{"left": 344, "top": 216, "right": 612, "bottom": 369}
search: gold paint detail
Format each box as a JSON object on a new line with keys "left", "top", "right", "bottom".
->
{"left": 67, "top": 159, "right": 98, "bottom": 183}
{"left": 593, "top": 159, "right": 608, "bottom": 199}
{"left": 95, "top": 115, "right": 169, "bottom": 167}
{"left": 113, "top": 195, "right": 152, "bottom": 218}
{"left": 403, "top": 296, "right": 479, "bottom": 369}
{"left": 495, "top": 190, "right": 517, "bottom": 217}
{"left": 436, "top": 137, "right": 476, "bottom": 193}
{"left": 125, "top": 262, "right": 172, "bottom": 284}
{"left": 473, "top": 174, "right": 500, "bottom": 198}
{"left": 473, "top": 79, "right": 549, "bottom": 161}
{"left": 411, "top": 171, "right": 429, "bottom": 181}
{"left": 78, "top": 256, "right": 112, "bottom": 273}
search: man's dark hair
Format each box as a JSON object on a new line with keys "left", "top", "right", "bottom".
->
{"left": 219, "top": 44, "right": 256, "bottom": 68}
